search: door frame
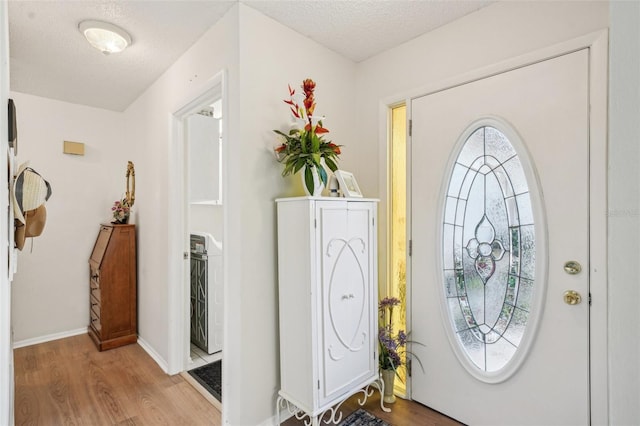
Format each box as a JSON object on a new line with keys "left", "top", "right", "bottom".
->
{"left": 377, "top": 30, "right": 608, "bottom": 423}
{"left": 167, "top": 69, "right": 228, "bottom": 377}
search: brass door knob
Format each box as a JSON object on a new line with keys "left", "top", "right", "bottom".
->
{"left": 564, "top": 261, "right": 582, "bottom": 275}
{"left": 563, "top": 290, "right": 582, "bottom": 305}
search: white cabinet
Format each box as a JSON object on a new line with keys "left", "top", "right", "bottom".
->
{"left": 275, "top": 197, "right": 387, "bottom": 424}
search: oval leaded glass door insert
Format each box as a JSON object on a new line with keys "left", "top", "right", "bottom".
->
{"left": 442, "top": 122, "right": 539, "bottom": 381}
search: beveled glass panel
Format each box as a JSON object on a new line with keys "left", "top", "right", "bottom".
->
{"left": 505, "top": 197, "right": 520, "bottom": 226}
{"left": 516, "top": 193, "right": 534, "bottom": 225}
{"left": 485, "top": 267, "right": 510, "bottom": 328}
{"left": 444, "top": 270, "right": 457, "bottom": 298}
{"left": 493, "top": 165, "right": 515, "bottom": 198}
{"left": 486, "top": 337, "right": 517, "bottom": 372}
{"left": 453, "top": 225, "right": 464, "bottom": 269}
{"left": 502, "top": 155, "right": 528, "bottom": 195}
{"left": 442, "top": 124, "right": 537, "bottom": 377}
{"left": 485, "top": 126, "right": 517, "bottom": 163}
{"left": 448, "top": 298, "right": 469, "bottom": 331}
{"left": 457, "top": 128, "right": 485, "bottom": 168}
{"left": 443, "top": 223, "right": 455, "bottom": 270}
{"left": 458, "top": 329, "right": 485, "bottom": 369}
{"left": 465, "top": 274, "right": 485, "bottom": 326}
{"left": 463, "top": 178, "right": 485, "bottom": 241}
{"left": 447, "top": 164, "right": 468, "bottom": 197}
{"left": 520, "top": 225, "right": 536, "bottom": 280}
{"left": 455, "top": 199, "right": 467, "bottom": 226}
{"left": 444, "top": 196, "right": 457, "bottom": 224}
{"left": 516, "top": 277, "right": 534, "bottom": 312}
{"left": 502, "top": 307, "right": 529, "bottom": 347}
{"left": 460, "top": 170, "right": 477, "bottom": 201}
{"left": 484, "top": 155, "right": 501, "bottom": 171}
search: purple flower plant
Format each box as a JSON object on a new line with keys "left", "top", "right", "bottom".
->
{"left": 378, "top": 297, "right": 407, "bottom": 372}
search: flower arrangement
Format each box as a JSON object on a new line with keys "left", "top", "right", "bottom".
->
{"left": 111, "top": 198, "right": 131, "bottom": 224}
{"left": 378, "top": 296, "right": 424, "bottom": 377}
{"left": 273, "top": 79, "right": 342, "bottom": 195}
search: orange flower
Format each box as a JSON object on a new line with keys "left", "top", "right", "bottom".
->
{"left": 273, "top": 79, "right": 342, "bottom": 194}
{"left": 315, "top": 125, "right": 329, "bottom": 135}
{"left": 302, "top": 79, "right": 316, "bottom": 94}
{"left": 302, "top": 79, "right": 317, "bottom": 120}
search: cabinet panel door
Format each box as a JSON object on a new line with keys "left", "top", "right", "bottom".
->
{"left": 318, "top": 202, "right": 375, "bottom": 406}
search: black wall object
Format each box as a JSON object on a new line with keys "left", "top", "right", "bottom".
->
{"left": 8, "top": 98, "right": 16, "bottom": 154}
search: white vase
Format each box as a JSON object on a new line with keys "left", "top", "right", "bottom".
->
{"left": 301, "top": 165, "right": 325, "bottom": 196}
{"left": 381, "top": 369, "right": 396, "bottom": 404}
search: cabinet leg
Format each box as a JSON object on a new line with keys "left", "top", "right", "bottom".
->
{"left": 275, "top": 396, "right": 282, "bottom": 425}
{"left": 375, "top": 376, "right": 391, "bottom": 413}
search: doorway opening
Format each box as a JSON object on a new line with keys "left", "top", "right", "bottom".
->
{"left": 388, "top": 103, "right": 407, "bottom": 394}
{"left": 168, "top": 70, "right": 227, "bottom": 412}
{"left": 184, "top": 102, "right": 224, "bottom": 406}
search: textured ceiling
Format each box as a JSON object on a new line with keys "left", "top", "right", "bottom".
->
{"left": 8, "top": 0, "right": 492, "bottom": 112}
{"left": 9, "top": 0, "right": 236, "bottom": 111}
{"left": 245, "top": 0, "right": 492, "bottom": 63}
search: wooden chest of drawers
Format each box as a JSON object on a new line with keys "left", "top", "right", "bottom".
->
{"left": 88, "top": 223, "right": 137, "bottom": 351}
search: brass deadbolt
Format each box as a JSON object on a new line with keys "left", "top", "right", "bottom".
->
{"left": 563, "top": 290, "right": 582, "bottom": 305}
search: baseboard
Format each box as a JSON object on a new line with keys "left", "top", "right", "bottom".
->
{"left": 257, "top": 408, "right": 293, "bottom": 426}
{"left": 137, "top": 336, "right": 169, "bottom": 373}
{"left": 258, "top": 413, "right": 293, "bottom": 426}
{"left": 12, "top": 327, "right": 87, "bottom": 349}
{"left": 180, "top": 371, "right": 222, "bottom": 411}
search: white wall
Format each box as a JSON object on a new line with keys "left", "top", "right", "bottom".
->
{"left": 227, "top": 5, "right": 357, "bottom": 424}
{"left": 122, "top": 2, "right": 240, "bottom": 415}
{"left": 122, "top": 4, "right": 357, "bottom": 423}
{"left": 124, "top": 2, "right": 239, "bottom": 420}
{"left": 608, "top": 2, "right": 640, "bottom": 424}
{"left": 9, "top": 92, "right": 126, "bottom": 344}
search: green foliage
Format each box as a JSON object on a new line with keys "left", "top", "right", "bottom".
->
{"left": 273, "top": 128, "right": 341, "bottom": 193}
{"left": 273, "top": 79, "right": 342, "bottom": 194}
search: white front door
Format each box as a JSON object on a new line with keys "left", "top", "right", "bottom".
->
{"left": 410, "top": 49, "right": 589, "bottom": 425}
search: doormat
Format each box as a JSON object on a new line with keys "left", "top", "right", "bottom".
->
{"left": 338, "top": 409, "right": 390, "bottom": 426}
{"left": 188, "top": 360, "right": 221, "bottom": 402}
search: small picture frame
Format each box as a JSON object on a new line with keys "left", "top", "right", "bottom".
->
{"left": 334, "top": 170, "right": 363, "bottom": 198}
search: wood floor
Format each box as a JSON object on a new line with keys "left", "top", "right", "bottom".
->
{"left": 14, "top": 333, "right": 461, "bottom": 425}
{"left": 14, "top": 334, "right": 220, "bottom": 425}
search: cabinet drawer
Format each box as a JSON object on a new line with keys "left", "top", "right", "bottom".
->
{"left": 90, "top": 308, "right": 101, "bottom": 333}
{"left": 90, "top": 283, "right": 101, "bottom": 303}
{"left": 90, "top": 295, "right": 101, "bottom": 318}
{"left": 90, "top": 269, "right": 100, "bottom": 287}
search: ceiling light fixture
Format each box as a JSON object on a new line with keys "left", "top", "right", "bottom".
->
{"left": 78, "top": 20, "right": 132, "bottom": 55}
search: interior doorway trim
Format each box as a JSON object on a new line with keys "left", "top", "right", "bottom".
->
{"left": 377, "top": 30, "right": 608, "bottom": 424}
{"left": 167, "top": 69, "right": 227, "bottom": 378}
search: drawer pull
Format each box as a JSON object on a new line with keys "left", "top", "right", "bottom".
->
{"left": 91, "top": 303, "right": 98, "bottom": 307}
{"left": 92, "top": 274, "right": 99, "bottom": 280}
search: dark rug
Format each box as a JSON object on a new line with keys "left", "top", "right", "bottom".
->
{"left": 188, "top": 360, "right": 221, "bottom": 402}
{"left": 339, "top": 409, "right": 390, "bottom": 426}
